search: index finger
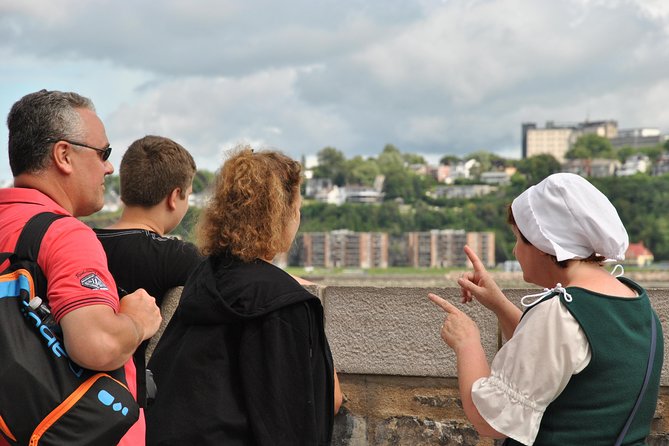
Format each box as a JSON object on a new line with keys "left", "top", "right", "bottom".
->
{"left": 463, "top": 245, "right": 486, "bottom": 273}
{"left": 428, "top": 293, "right": 459, "bottom": 314}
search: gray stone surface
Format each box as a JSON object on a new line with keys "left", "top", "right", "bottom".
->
{"left": 150, "top": 285, "right": 669, "bottom": 383}
{"left": 323, "top": 286, "right": 498, "bottom": 377}
{"left": 373, "top": 417, "right": 479, "bottom": 446}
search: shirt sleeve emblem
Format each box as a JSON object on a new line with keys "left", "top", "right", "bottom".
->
{"left": 79, "top": 272, "right": 109, "bottom": 291}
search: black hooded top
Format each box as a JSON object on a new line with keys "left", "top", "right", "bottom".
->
{"left": 145, "top": 253, "right": 336, "bottom": 446}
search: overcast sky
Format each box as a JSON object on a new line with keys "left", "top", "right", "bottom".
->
{"left": 2, "top": 0, "right": 669, "bottom": 183}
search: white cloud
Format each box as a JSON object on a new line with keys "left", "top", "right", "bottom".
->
{"left": 2, "top": 0, "right": 669, "bottom": 183}
{"left": 103, "top": 68, "right": 355, "bottom": 170}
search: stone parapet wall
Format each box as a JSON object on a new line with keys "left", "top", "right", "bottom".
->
{"left": 155, "top": 285, "right": 669, "bottom": 445}
{"left": 310, "top": 285, "right": 669, "bottom": 445}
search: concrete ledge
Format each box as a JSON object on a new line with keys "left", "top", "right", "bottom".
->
{"left": 151, "top": 285, "right": 669, "bottom": 384}
{"left": 323, "top": 286, "right": 498, "bottom": 377}
{"left": 322, "top": 286, "right": 669, "bottom": 387}
{"left": 151, "top": 285, "right": 669, "bottom": 445}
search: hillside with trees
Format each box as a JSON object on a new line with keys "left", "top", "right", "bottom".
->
{"left": 96, "top": 137, "right": 669, "bottom": 262}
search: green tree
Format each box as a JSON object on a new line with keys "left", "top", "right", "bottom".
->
{"left": 313, "top": 147, "right": 347, "bottom": 186}
{"left": 377, "top": 144, "right": 405, "bottom": 174}
{"left": 640, "top": 145, "right": 665, "bottom": 163}
{"left": 515, "top": 154, "right": 561, "bottom": 185}
{"left": 566, "top": 134, "right": 615, "bottom": 159}
{"left": 616, "top": 146, "right": 638, "bottom": 163}
{"left": 104, "top": 175, "right": 120, "bottom": 195}
{"left": 439, "top": 155, "right": 461, "bottom": 166}
{"left": 383, "top": 168, "right": 415, "bottom": 202}
{"left": 346, "top": 156, "right": 380, "bottom": 186}
{"left": 468, "top": 151, "right": 507, "bottom": 174}
{"left": 402, "top": 153, "right": 426, "bottom": 165}
{"left": 192, "top": 170, "right": 215, "bottom": 194}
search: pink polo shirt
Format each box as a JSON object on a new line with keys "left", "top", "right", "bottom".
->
{"left": 0, "top": 188, "right": 144, "bottom": 446}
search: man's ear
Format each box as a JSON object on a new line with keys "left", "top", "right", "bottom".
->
{"left": 52, "top": 141, "right": 74, "bottom": 174}
{"left": 167, "top": 187, "right": 181, "bottom": 211}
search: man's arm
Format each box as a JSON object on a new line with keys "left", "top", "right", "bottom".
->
{"left": 60, "top": 288, "right": 161, "bottom": 371}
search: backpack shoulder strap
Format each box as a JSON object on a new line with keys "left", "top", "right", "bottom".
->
{"left": 14, "top": 212, "right": 67, "bottom": 261}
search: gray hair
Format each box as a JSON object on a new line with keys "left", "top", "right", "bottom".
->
{"left": 7, "top": 89, "right": 95, "bottom": 176}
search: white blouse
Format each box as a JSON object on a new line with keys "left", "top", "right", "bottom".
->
{"left": 471, "top": 297, "right": 591, "bottom": 445}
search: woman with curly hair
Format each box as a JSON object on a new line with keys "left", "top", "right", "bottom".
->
{"left": 145, "top": 147, "right": 342, "bottom": 445}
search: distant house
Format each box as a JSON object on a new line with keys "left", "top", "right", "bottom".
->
{"left": 617, "top": 154, "right": 649, "bottom": 177}
{"left": 653, "top": 153, "right": 669, "bottom": 176}
{"left": 315, "top": 185, "right": 347, "bottom": 205}
{"left": 407, "top": 164, "right": 428, "bottom": 176}
{"left": 312, "top": 175, "right": 385, "bottom": 206}
{"left": 625, "top": 241, "right": 654, "bottom": 267}
{"left": 305, "top": 178, "right": 333, "bottom": 198}
{"left": 430, "top": 184, "right": 497, "bottom": 199}
{"left": 480, "top": 171, "right": 511, "bottom": 186}
{"left": 426, "top": 164, "right": 450, "bottom": 183}
{"left": 345, "top": 186, "right": 385, "bottom": 204}
{"left": 445, "top": 159, "right": 480, "bottom": 184}
{"left": 562, "top": 158, "right": 621, "bottom": 178}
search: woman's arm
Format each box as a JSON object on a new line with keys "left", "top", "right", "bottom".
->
{"left": 334, "top": 368, "right": 343, "bottom": 413}
{"left": 428, "top": 293, "right": 506, "bottom": 439}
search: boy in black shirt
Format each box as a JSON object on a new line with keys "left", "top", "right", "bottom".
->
{"left": 95, "top": 135, "right": 203, "bottom": 302}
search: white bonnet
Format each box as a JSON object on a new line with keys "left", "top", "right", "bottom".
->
{"left": 510, "top": 173, "right": 628, "bottom": 262}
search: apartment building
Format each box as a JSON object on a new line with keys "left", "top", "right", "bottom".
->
{"left": 522, "top": 120, "right": 618, "bottom": 162}
{"left": 298, "top": 230, "right": 388, "bottom": 269}
{"left": 405, "top": 230, "right": 495, "bottom": 268}
{"left": 610, "top": 128, "right": 666, "bottom": 150}
{"left": 466, "top": 232, "right": 496, "bottom": 268}
{"left": 296, "top": 229, "right": 493, "bottom": 269}
{"left": 406, "top": 230, "right": 465, "bottom": 268}
{"left": 300, "top": 232, "right": 332, "bottom": 268}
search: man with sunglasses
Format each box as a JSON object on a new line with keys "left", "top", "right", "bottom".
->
{"left": 0, "top": 89, "right": 162, "bottom": 446}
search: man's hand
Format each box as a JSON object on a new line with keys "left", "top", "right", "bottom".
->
{"left": 119, "top": 288, "right": 162, "bottom": 342}
{"left": 60, "top": 290, "right": 161, "bottom": 371}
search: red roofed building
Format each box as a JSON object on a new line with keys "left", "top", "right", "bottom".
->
{"left": 625, "top": 241, "right": 654, "bottom": 267}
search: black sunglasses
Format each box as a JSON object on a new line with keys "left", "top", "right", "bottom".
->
{"left": 48, "top": 138, "right": 112, "bottom": 161}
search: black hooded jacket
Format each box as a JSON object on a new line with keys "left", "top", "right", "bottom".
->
{"left": 145, "top": 253, "right": 335, "bottom": 445}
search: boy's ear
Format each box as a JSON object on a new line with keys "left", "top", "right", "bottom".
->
{"left": 167, "top": 187, "right": 181, "bottom": 211}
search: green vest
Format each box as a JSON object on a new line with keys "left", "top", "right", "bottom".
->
{"left": 505, "top": 277, "right": 663, "bottom": 446}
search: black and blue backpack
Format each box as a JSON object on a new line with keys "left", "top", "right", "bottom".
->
{"left": 0, "top": 212, "right": 139, "bottom": 446}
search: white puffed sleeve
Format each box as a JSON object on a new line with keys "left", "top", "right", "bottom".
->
{"left": 471, "top": 297, "right": 590, "bottom": 445}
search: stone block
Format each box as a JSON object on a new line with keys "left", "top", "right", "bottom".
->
{"left": 323, "top": 286, "right": 498, "bottom": 377}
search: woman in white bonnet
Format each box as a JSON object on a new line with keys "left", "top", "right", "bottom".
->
{"left": 429, "top": 173, "right": 663, "bottom": 446}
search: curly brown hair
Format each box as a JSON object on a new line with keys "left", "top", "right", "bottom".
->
{"left": 197, "top": 146, "right": 302, "bottom": 261}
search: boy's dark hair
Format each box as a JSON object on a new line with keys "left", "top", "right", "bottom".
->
{"left": 120, "top": 135, "right": 196, "bottom": 207}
